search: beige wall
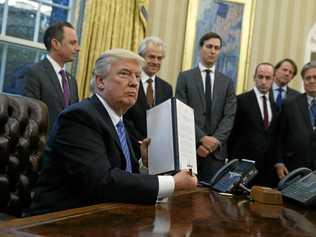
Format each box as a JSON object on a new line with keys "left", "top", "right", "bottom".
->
{"left": 148, "top": 0, "right": 316, "bottom": 93}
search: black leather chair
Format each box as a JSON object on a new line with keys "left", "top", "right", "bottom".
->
{"left": 0, "top": 93, "right": 48, "bottom": 217}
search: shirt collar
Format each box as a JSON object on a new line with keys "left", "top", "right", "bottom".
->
{"left": 141, "top": 70, "right": 156, "bottom": 84}
{"left": 199, "top": 62, "right": 216, "bottom": 72}
{"left": 95, "top": 93, "right": 122, "bottom": 127}
{"left": 47, "top": 54, "right": 64, "bottom": 74}
{"left": 306, "top": 94, "right": 316, "bottom": 105}
{"left": 272, "top": 82, "right": 287, "bottom": 92}
{"left": 254, "top": 86, "right": 269, "bottom": 98}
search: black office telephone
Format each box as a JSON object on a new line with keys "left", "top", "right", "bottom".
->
{"left": 209, "top": 159, "right": 258, "bottom": 193}
{"left": 278, "top": 167, "right": 316, "bottom": 206}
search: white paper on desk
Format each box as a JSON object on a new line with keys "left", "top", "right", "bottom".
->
{"left": 147, "top": 98, "right": 197, "bottom": 175}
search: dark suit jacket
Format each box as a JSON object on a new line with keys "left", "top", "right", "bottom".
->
{"left": 175, "top": 67, "right": 236, "bottom": 160}
{"left": 125, "top": 76, "right": 172, "bottom": 141}
{"left": 276, "top": 94, "right": 316, "bottom": 171}
{"left": 29, "top": 95, "right": 159, "bottom": 215}
{"left": 22, "top": 58, "right": 79, "bottom": 131}
{"left": 229, "top": 90, "right": 278, "bottom": 186}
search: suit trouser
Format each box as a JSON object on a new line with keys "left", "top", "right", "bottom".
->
{"left": 197, "top": 155, "right": 225, "bottom": 183}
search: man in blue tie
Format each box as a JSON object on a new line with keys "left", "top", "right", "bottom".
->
{"left": 28, "top": 49, "right": 197, "bottom": 215}
{"left": 275, "top": 61, "right": 316, "bottom": 180}
{"left": 270, "top": 58, "right": 300, "bottom": 112}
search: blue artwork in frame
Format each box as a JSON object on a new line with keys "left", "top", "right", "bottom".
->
{"left": 192, "top": 0, "right": 244, "bottom": 85}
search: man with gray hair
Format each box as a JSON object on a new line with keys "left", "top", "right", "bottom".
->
{"left": 275, "top": 61, "right": 316, "bottom": 180}
{"left": 28, "top": 48, "right": 197, "bottom": 215}
{"left": 124, "top": 36, "right": 172, "bottom": 158}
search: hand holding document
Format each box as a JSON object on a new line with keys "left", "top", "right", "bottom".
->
{"left": 147, "top": 98, "right": 197, "bottom": 175}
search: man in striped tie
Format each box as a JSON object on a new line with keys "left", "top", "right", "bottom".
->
{"left": 28, "top": 48, "right": 197, "bottom": 216}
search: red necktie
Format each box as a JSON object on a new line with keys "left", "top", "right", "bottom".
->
{"left": 262, "top": 95, "right": 269, "bottom": 128}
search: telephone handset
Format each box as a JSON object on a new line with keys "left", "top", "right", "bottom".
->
{"left": 209, "top": 159, "right": 258, "bottom": 193}
{"left": 278, "top": 167, "right": 312, "bottom": 190}
{"left": 278, "top": 167, "right": 316, "bottom": 206}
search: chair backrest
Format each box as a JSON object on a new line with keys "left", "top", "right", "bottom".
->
{"left": 0, "top": 93, "right": 48, "bottom": 216}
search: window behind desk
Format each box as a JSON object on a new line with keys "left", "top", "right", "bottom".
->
{"left": 0, "top": 0, "right": 85, "bottom": 94}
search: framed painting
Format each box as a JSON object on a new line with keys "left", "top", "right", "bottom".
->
{"left": 182, "top": 0, "right": 256, "bottom": 94}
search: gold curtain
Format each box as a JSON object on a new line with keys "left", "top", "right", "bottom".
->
{"left": 76, "top": 0, "right": 148, "bottom": 99}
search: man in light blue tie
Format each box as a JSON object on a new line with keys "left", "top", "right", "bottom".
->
{"left": 275, "top": 61, "right": 316, "bottom": 181}
{"left": 271, "top": 58, "right": 300, "bottom": 112}
{"left": 29, "top": 48, "right": 197, "bottom": 215}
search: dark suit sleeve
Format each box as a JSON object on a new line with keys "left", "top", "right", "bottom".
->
{"left": 51, "top": 108, "right": 159, "bottom": 204}
{"left": 213, "top": 77, "right": 236, "bottom": 144}
{"left": 22, "top": 67, "right": 41, "bottom": 99}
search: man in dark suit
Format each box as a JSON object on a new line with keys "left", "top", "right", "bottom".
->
{"left": 124, "top": 36, "right": 172, "bottom": 157}
{"left": 275, "top": 61, "right": 316, "bottom": 180}
{"left": 229, "top": 63, "right": 277, "bottom": 186}
{"left": 175, "top": 32, "right": 236, "bottom": 182}
{"left": 23, "top": 22, "right": 80, "bottom": 131}
{"left": 29, "top": 49, "right": 197, "bottom": 215}
{"left": 270, "top": 58, "right": 300, "bottom": 112}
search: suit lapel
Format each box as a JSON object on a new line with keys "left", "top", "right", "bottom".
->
{"left": 42, "top": 58, "right": 64, "bottom": 108}
{"left": 139, "top": 82, "right": 150, "bottom": 109}
{"left": 155, "top": 77, "right": 163, "bottom": 105}
{"left": 249, "top": 90, "right": 266, "bottom": 130}
{"left": 193, "top": 67, "right": 206, "bottom": 110}
{"left": 91, "top": 95, "right": 139, "bottom": 167}
{"left": 212, "top": 71, "right": 224, "bottom": 112}
{"left": 297, "top": 94, "right": 313, "bottom": 130}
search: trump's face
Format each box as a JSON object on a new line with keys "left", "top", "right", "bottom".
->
{"left": 97, "top": 59, "right": 141, "bottom": 115}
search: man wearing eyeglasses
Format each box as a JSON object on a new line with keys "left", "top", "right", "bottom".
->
{"left": 275, "top": 61, "right": 316, "bottom": 180}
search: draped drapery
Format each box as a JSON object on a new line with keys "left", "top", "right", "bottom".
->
{"left": 77, "top": 0, "right": 148, "bottom": 99}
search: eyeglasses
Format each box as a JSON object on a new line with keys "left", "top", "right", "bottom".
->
{"left": 304, "top": 75, "right": 316, "bottom": 82}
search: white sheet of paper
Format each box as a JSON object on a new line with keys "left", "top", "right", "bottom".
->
{"left": 147, "top": 98, "right": 197, "bottom": 175}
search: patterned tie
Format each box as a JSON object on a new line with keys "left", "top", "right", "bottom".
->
{"left": 146, "top": 78, "right": 154, "bottom": 107}
{"left": 59, "top": 69, "right": 70, "bottom": 107}
{"left": 275, "top": 87, "right": 284, "bottom": 111}
{"left": 311, "top": 99, "right": 316, "bottom": 124}
{"left": 262, "top": 95, "right": 269, "bottom": 128}
{"left": 205, "top": 69, "right": 212, "bottom": 114}
{"left": 116, "top": 120, "right": 132, "bottom": 172}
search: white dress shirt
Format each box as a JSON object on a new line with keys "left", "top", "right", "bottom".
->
{"left": 46, "top": 55, "right": 67, "bottom": 91}
{"left": 95, "top": 93, "right": 174, "bottom": 199}
{"left": 254, "top": 87, "right": 272, "bottom": 125}
{"left": 199, "top": 62, "right": 216, "bottom": 97}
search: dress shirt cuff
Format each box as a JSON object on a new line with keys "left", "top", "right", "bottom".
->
{"left": 274, "top": 162, "right": 285, "bottom": 168}
{"left": 157, "top": 176, "right": 175, "bottom": 199}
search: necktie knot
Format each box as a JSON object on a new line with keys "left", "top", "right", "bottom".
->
{"left": 147, "top": 78, "right": 153, "bottom": 84}
{"left": 276, "top": 87, "right": 284, "bottom": 93}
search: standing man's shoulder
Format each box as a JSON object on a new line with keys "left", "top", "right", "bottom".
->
{"left": 178, "top": 67, "right": 200, "bottom": 78}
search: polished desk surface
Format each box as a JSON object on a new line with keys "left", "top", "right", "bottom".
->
{"left": 0, "top": 188, "right": 316, "bottom": 237}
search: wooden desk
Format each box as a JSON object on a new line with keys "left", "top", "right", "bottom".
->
{"left": 0, "top": 188, "right": 316, "bottom": 236}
